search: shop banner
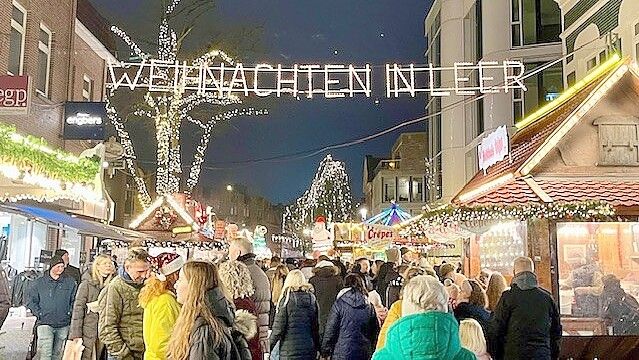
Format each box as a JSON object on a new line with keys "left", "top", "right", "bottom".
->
{"left": 63, "top": 102, "right": 107, "bottom": 140}
{"left": 214, "top": 220, "right": 226, "bottom": 240}
{"left": 363, "top": 224, "right": 397, "bottom": 248}
{"left": 0, "top": 75, "right": 29, "bottom": 115}
{"left": 333, "top": 223, "right": 364, "bottom": 242}
{"left": 478, "top": 125, "right": 509, "bottom": 173}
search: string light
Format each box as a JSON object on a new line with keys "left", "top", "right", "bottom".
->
{"left": 399, "top": 201, "right": 616, "bottom": 239}
{"left": 283, "top": 154, "right": 354, "bottom": 234}
{"left": 104, "top": 239, "right": 227, "bottom": 251}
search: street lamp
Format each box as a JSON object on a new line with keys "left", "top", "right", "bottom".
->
{"left": 360, "top": 208, "right": 368, "bottom": 221}
{"left": 226, "top": 184, "right": 233, "bottom": 192}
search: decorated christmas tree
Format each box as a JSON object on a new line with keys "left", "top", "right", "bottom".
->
{"left": 283, "top": 154, "right": 354, "bottom": 234}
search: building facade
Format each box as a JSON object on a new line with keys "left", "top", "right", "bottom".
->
{"left": 424, "top": 0, "right": 564, "bottom": 204}
{"left": 555, "top": 0, "right": 639, "bottom": 87}
{"left": 0, "top": 0, "right": 119, "bottom": 270}
{"left": 363, "top": 132, "right": 428, "bottom": 217}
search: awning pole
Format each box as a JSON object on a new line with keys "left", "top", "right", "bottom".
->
{"left": 27, "top": 220, "right": 34, "bottom": 268}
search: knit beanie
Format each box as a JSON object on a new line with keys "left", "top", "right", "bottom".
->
{"left": 49, "top": 255, "right": 65, "bottom": 268}
{"left": 439, "top": 263, "right": 456, "bottom": 279}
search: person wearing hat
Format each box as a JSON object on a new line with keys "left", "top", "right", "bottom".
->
{"left": 138, "top": 253, "right": 184, "bottom": 360}
{"left": 309, "top": 260, "right": 343, "bottom": 338}
{"left": 26, "top": 255, "right": 77, "bottom": 360}
{"left": 55, "top": 249, "right": 82, "bottom": 285}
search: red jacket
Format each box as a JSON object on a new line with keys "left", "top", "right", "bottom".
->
{"left": 234, "top": 297, "right": 262, "bottom": 360}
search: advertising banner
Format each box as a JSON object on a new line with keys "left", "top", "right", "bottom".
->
{"left": 0, "top": 75, "right": 29, "bottom": 115}
{"left": 63, "top": 102, "right": 107, "bottom": 140}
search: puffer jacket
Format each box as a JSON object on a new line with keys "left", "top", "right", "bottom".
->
{"left": 309, "top": 265, "right": 343, "bottom": 336}
{"left": 98, "top": 274, "right": 145, "bottom": 360}
{"left": 239, "top": 254, "right": 271, "bottom": 350}
{"left": 454, "top": 301, "right": 490, "bottom": 331}
{"left": 141, "top": 292, "right": 180, "bottom": 360}
{"left": 69, "top": 272, "right": 107, "bottom": 360}
{"left": 270, "top": 290, "right": 320, "bottom": 360}
{"left": 321, "top": 288, "right": 379, "bottom": 360}
{"left": 373, "top": 312, "right": 475, "bottom": 360}
{"left": 376, "top": 301, "right": 401, "bottom": 350}
{"left": 189, "top": 316, "right": 234, "bottom": 360}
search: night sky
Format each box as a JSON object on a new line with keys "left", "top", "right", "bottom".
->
{"left": 91, "top": 0, "right": 431, "bottom": 204}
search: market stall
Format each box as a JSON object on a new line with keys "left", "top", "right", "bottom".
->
{"left": 403, "top": 57, "right": 639, "bottom": 354}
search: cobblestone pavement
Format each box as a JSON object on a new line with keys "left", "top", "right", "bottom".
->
{"left": 0, "top": 311, "right": 35, "bottom": 360}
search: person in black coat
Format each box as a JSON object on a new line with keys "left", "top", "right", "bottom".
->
{"left": 488, "top": 257, "right": 562, "bottom": 360}
{"left": 309, "top": 260, "right": 343, "bottom": 338}
{"left": 454, "top": 279, "right": 491, "bottom": 331}
{"left": 55, "top": 249, "right": 82, "bottom": 285}
{"left": 270, "top": 270, "right": 320, "bottom": 360}
{"left": 321, "top": 274, "right": 379, "bottom": 360}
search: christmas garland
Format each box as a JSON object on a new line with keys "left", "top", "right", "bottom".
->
{"left": 104, "top": 239, "right": 227, "bottom": 251}
{"left": 400, "top": 200, "right": 616, "bottom": 238}
{"left": 0, "top": 123, "right": 100, "bottom": 183}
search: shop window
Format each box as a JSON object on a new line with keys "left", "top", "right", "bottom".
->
{"left": 557, "top": 222, "right": 639, "bottom": 336}
{"left": 411, "top": 177, "right": 424, "bottom": 202}
{"left": 382, "top": 177, "right": 396, "bottom": 202}
{"left": 397, "top": 177, "right": 410, "bottom": 202}
{"left": 37, "top": 24, "right": 52, "bottom": 96}
{"left": 594, "top": 116, "right": 639, "bottom": 166}
{"left": 9, "top": 1, "right": 27, "bottom": 75}
{"left": 478, "top": 221, "right": 527, "bottom": 274}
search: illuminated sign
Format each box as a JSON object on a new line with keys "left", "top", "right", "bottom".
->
{"left": 107, "top": 60, "right": 527, "bottom": 99}
{"left": 478, "top": 125, "right": 509, "bottom": 173}
{"left": 0, "top": 76, "right": 29, "bottom": 115}
{"left": 63, "top": 102, "right": 107, "bottom": 140}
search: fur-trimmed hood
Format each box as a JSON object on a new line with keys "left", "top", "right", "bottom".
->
{"left": 233, "top": 309, "right": 258, "bottom": 340}
{"left": 312, "top": 265, "right": 340, "bottom": 277}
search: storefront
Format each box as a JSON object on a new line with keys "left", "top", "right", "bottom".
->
{"left": 402, "top": 57, "right": 639, "bottom": 356}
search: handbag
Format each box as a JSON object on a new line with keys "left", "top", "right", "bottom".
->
{"left": 62, "top": 338, "right": 85, "bottom": 360}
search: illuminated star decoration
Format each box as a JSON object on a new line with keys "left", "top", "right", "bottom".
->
{"left": 106, "top": 0, "right": 267, "bottom": 208}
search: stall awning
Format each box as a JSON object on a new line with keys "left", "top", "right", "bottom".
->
{"left": 0, "top": 204, "right": 151, "bottom": 241}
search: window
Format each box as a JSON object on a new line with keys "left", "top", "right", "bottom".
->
{"left": 397, "top": 177, "right": 410, "bottom": 202}
{"left": 634, "top": 21, "right": 639, "bottom": 62}
{"left": 37, "top": 24, "right": 52, "bottom": 96}
{"left": 586, "top": 57, "right": 597, "bottom": 71}
{"left": 82, "top": 75, "right": 93, "bottom": 101}
{"left": 567, "top": 72, "right": 576, "bottom": 87}
{"left": 557, "top": 222, "right": 639, "bottom": 336}
{"left": 594, "top": 117, "right": 639, "bottom": 166}
{"left": 382, "top": 177, "right": 396, "bottom": 202}
{"left": 411, "top": 177, "right": 424, "bottom": 202}
{"left": 426, "top": 12, "right": 443, "bottom": 201}
{"left": 8, "top": 1, "right": 27, "bottom": 75}
{"left": 464, "top": 0, "right": 484, "bottom": 143}
{"left": 230, "top": 206, "right": 236, "bottom": 216}
{"left": 512, "top": 0, "right": 560, "bottom": 47}
{"left": 515, "top": 62, "right": 563, "bottom": 122}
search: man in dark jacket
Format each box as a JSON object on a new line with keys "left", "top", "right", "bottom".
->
{"left": 27, "top": 256, "right": 77, "bottom": 360}
{"left": 352, "top": 258, "right": 373, "bottom": 291}
{"left": 230, "top": 237, "right": 271, "bottom": 355}
{"left": 55, "top": 249, "right": 82, "bottom": 285}
{"left": 488, "top": 257, "right": 562, "bottom": 360}
{"left": 309, "top": 260, "right": 343, "bottom": 338}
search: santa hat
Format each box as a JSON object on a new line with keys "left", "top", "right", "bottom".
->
{"left": 315, "top": 216, "right": 326, "bottom": 223}
{"left": 151, "top": 253, "right": 185, "bottom": 282}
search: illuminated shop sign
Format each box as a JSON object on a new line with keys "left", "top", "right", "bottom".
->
{"left": 63, "top": 102, "right": 107, "bottom": 140}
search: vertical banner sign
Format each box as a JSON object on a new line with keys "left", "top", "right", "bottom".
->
{"left": 0, "top": 75, "right": 29, "bottom": 115}
{"left": 214, "top": 220, "right": 226, "bottom": 240}
{"left": 478, "top": 125, "right": 509, "bottom": 173}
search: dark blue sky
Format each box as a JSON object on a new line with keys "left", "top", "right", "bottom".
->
{"left": 92, "top": 0, "right": 431, "bottom": 204}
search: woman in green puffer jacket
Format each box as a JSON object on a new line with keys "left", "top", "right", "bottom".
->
{"left": 373, "top": 275, "right": 475, "bottom": 360}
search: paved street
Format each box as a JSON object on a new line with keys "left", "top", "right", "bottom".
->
{"left": 0, "top": 310, "right": 35, "bottom": 360}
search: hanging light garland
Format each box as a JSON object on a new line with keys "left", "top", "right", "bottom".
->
{"left": 104, "top": 239, "right": 227, "bottom": 251}
{"left": 399, "top": 200, "right": 616, "bottom": 238}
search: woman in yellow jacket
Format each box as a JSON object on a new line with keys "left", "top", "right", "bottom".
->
{"left": 139, "top": 253, "right": 184, "bottom": 360}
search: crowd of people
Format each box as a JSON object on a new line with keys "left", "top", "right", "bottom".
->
{"left": 11, "top": 241, "right": 571, "bottom": 360}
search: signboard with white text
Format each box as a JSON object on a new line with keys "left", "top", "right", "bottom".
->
{"left": 478, "top": 125, "right": 509, "bottom": 173}
{"left": 107, "top": 60, "right": 527, "bottom": 99}
{"left": 0, "top": 75, "right": 29, "bottom": 115}
{"left": 63, "top": 102, "right": 107, "bottom": 140}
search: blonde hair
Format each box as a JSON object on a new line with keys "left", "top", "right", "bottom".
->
{"left": 218, "top": 260, "right": 255, "bottom": 299}
{"left": 168, "top": 262, "right": 226, "bottom": 360}
{"left": 278, "top": 270, "right": 312, "bottom": 307}
{"left": 459, "top": 319, "right": 487, "bottom": 355}
{"left": 271, "top": 265, "right": 289, "bottom": 303}
{"left": 486, "top": 272, "right": 508, "bottom": 312}
{"left": 402, "top": 275, "right": 449, "bottom": 314}
{"left": 92, "top": 254, "right": 114, "bottom": 287}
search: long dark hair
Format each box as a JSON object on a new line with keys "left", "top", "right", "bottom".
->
{"left": 468, "top": 279, "right": 488, "bottom": 308}
{"left": 344, "top": 274, "right": 367, "bottom": 295}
